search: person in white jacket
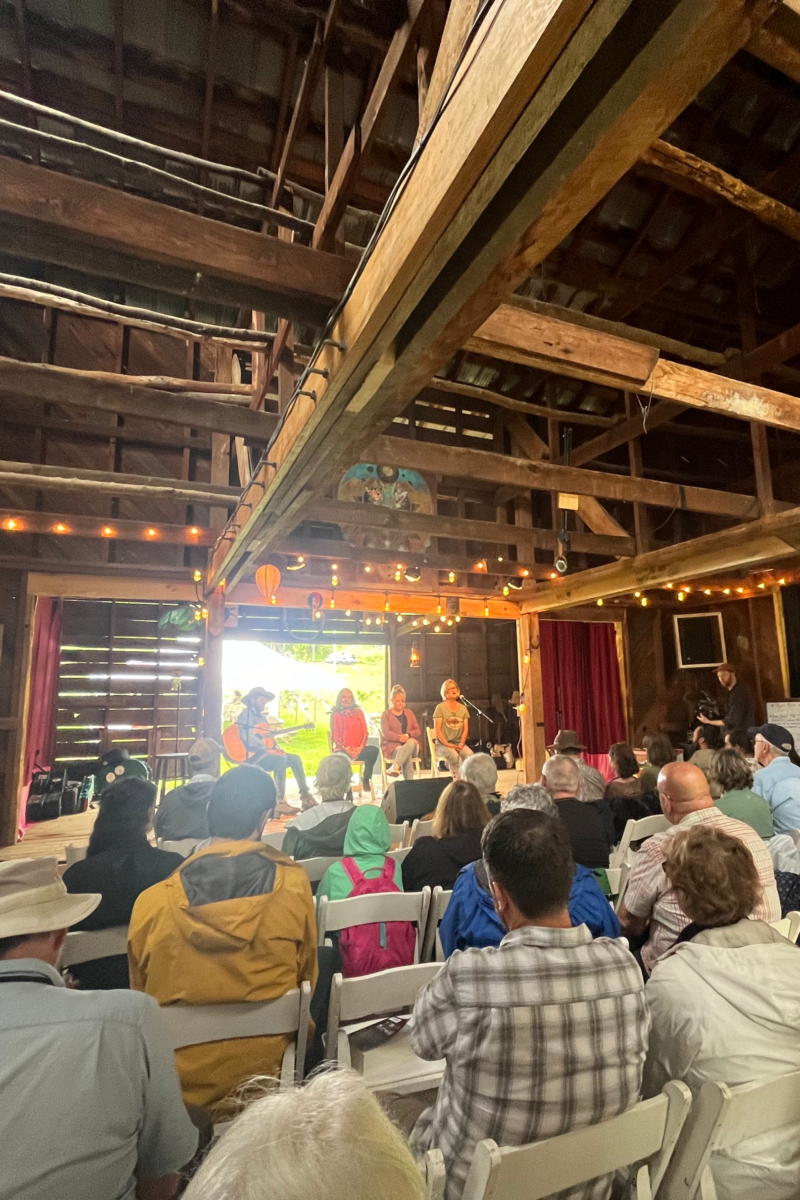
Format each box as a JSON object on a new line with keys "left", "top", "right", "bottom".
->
{"left": 644, "top": 823, "right": 800, "bottom": 1200}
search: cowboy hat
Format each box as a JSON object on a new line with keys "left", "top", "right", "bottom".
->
{"left": 548, "top": 729, "right": 587, "bottom": 752}
{"left": 0, "top": 858, "right": 100, "bottom": 939}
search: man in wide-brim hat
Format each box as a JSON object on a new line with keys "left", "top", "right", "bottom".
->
{"left": 0, "top": 857, "right": 197, "bottom": 1200}
{"left": 546, "top": 729, "right": 607, "bottom": 806}
{"left": 548, "top": 729, "right": 588, "bottom": 754}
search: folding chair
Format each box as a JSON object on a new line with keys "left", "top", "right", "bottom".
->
{"left": 296, "top": 855, "right": 341, "bottom": 884}
{"left": 426, "top": 727, "right": 449, "bottom": 777}
{"left": 410, "top": 818, "right": 435, "bottom": 845}
{"left": 328, "top": 728, "right": 368, "bottom": 799}
{"left": 381, "top": 746, "right": 422, "bottom": 791}
{"left": 610, "top": 814, "right": 670, "bottom": 869}
{"left": 660, "top": 1069, "right": 800, "bottom": 1200}
{"left": 61, "top": 925, "right": 130, "bottom": 969}
{"left": 461, "top": 1080, "right": 692, "bottom": 1200}
{"left": 262, "top": 829, "right": 287, "bottom": 853}
{"left": 388, "top": 846, "right": 412, "bottom": 866}
{"left": 387, "top": 821, "right": 411, "bottom": 849}
{"left": 423, "top": 1149, "right": 446, "bottom": 1200}
{"left": 770, "top": 910, "right": 800, "bottom": 943}
{"left": 317, "top": 886, "right": 432, "bottom": 963}
{"left": 157, "top": 837, "right": 199, "bottom": 857}
{"left": 159, "top": 981, "right": 312, "bottom": 1088}
{"left": 325, "top": 962, "right": 444, "bottom": 1093}
{"left": 421, "top": 886, "right": 453, "bottom": 962}
{"left": 64, "top": 842, "right": 88, "bottom": 867}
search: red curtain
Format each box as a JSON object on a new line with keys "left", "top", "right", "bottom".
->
{"left": 539, "top": 620, "right": 626, "bottom": 756}
{"left": 22, "top": 597, "right": 63, "bottom": 802}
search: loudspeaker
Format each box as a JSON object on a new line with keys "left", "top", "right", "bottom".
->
{"left": 386, "top": 776, "right": 450, "bottom": 822}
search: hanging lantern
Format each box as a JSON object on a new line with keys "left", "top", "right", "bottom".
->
{"left": 410, "top": 641, "right": 421, "bottom": 668}
{"left": 255, "top": 564, "right": 281, "bottom": 605}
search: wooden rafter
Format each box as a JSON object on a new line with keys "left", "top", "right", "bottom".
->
{"left": 0, "top": 510, "right": 217, "bottom": 547}
{"left": 416, "top": 0, "right": 481, "bottom": 144}
{"left": 201, "top": 0, "right": 220, "bottom": 160}
{"left": 0, "top": 461, "right": 239, "bottom": 505}
{"left": 113, "top": 0, "right": 125, "bottom": 130}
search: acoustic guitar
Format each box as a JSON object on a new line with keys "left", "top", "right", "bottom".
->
{"left": 223, "top": 720, "right": 314, "bottom": 764}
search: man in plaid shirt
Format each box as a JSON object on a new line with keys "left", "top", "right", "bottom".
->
{"left": 619, "top": 761, "right": 780, "bottom": 974}
{"left": 409, "top": 809, "right": 649, "bottom": 1200}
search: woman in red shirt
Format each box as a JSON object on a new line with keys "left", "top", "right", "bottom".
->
{"left": 331, "top": 688, "right": 379, "bottom": 788}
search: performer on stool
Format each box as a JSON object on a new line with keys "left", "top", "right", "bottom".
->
{"left": 434, "top": 678, "right": 474, "bottom": 778}
{"left": 237, "top": 687, "right": 314, "bottom": 816}
{"left": 331, "top": 688, "right": 379, "bottom": 789}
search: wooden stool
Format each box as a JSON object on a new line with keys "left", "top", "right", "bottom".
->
{"left": 154, "top": 753, "right": 189, "bottom": 800}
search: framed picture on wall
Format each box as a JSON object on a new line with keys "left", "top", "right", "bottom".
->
{"left": 673, "top": 612, "right": 727, "bottom": 669}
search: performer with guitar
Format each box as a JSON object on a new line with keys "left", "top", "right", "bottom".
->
{"left": 224, "top": 687, "right": 314, "bottom": 816}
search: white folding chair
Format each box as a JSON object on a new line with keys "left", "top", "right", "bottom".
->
{"left": 461, "top": 1080, "right": 692, "bottom": 1200}
{"left": 426, "top": 727, "right": 449, "bottom": 777}
{"left": 381, "top": 748, "right": 422, "bottom": 792}
{"left": 325, "top": 962, "right": 444, "bottom": 1094}
{"left": 410, "top": 818, "right": 435, "bottom": 845}
{"left": 387, "top": 821, "right": 411, "bottom": 848}
{"left": 64, "top": 843, "right": 88, "bottom": 867}
{"left": 61, "top": 925, "right": 129, "bottom": 968}
{"left": 296, "top": 855, "right": 341, "bottom": 884}
{"left": 157, "top": 838, "right": 199, "bottom": 857}
{"left": 660, "top": 1069, "right": 800, "bottom": 1200}
{"left": 262, "top": 829, "right": 287, "bottom": 853}
{"left": 610, "top": 814, "right": 670, "bottom": 869}
{"left": 388, "top": 846, "right": 412, "bottom": 865}
{"left": 422, "top": 886, "right": 453, "bottom": 962}
{"left": 770, "top": 910, "right": 800, "bottom": 943}
{"left": 423, "top": 1149, "right": 446, "bottom": 1200}
{"left": 159, "top": 981, "right": 312, "bottom": 1088}
{"left": 317, "top": 886, "right": 431, "bottom": 963}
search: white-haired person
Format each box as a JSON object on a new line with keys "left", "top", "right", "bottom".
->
{"left": 439, "top": 783, "right": 620, "bottom": 955}
{"left": 0, "top": 858, "right": 197, "bottom": 1200}
{"left": 433, "top": 679, "right": 473, "bottom": 777}
{"left": 182, "top": 1068, "right": 425, "bottom": 1200}
{"left": 460, "top": 751, "right": 502, "bottom": 815}
{"left": 542, "top": 754, "right": 613, "bottom": 868}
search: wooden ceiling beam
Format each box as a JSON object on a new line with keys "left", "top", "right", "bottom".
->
{"left": 0, "top": 509, "right": 216, "bottom": 546}
{"left": 210, "top": 0, "right": 780, "bottom": 590}
{"left": 747, "top": 3, "right": 800, "bottom": 84}
{"left": 0, "top": 460, "right": 240, "bottom": 505}
{"left": 314, "top": 0, "right": 434, "bottom": 250}
{"left": 519, "top": 504, "right": 800, "bottom": 612}
{"left": 371, "top": 434, "right": 762, "bottom": 520}
{"left": 0, "top": 358, "right": 277, "bottom": 441}
{"left": 566, "top": 400, "right": 686, "bottom": 467}
{"left": 273, "top": 535, "right": 552, "bottom": 579}
{"left": 427, "top": 376, "right": 618, "bottom": 427}
{"left": 722, "top": 319, "right": 800, "bottom": 382}
{"left": 0, "top": 159, "right": 352, "bottom": 327}
{"left": 301, "top": 498, "right": 636, "bottom": 559}
{"left": 416, "top": 0, "right": 481, "bottom": 145}
{"left": 0, "top": 405, "right": 212, "bottom": 453}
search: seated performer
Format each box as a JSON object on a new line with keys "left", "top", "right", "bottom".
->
{"left": 433, "top": 679, "right": 474, "bottom": 777}
{"left": 381, "top": 685, "right": 421, "bottom": 780}
{"left": 331, "top": 689, "right": 379, "bottom": 789}
{"left": 234, "top": 687, "right": 313, "bottom": 816}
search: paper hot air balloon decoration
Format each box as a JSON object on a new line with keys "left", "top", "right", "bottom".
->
{"left": 255, "top": 564, "right": 281, "bottom": 605}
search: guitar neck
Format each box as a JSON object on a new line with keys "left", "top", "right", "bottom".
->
{"left": 264, "top": 723, "right": 311, "bottom": 739}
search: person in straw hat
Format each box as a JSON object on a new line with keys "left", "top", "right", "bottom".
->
{"left": 0, "top": 856, "right": 197, "bottom": 1200}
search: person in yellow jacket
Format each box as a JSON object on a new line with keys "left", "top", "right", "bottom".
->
{"left": 128, "top": 765, "right": 317, "bottom": 1116}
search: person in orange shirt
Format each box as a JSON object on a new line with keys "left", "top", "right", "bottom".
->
{"left": 128, "top": 765, "right": 317, "bottom": 1117}
{"left": 331, "top": 688, "right": 379, "bottom": 790}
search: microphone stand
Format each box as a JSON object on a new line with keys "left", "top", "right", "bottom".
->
{"left": 460, "top": 694, "right": 491, "bottom": 722}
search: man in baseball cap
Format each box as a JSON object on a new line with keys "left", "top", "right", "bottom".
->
{"left": 0, "top": 857, "right": 197, "bottom": 1200}
{"left": 698, "top": 663, "right": 756, "bottom": 736}
{"left": 751, "top": 723, "right": 800, "bottom": 834}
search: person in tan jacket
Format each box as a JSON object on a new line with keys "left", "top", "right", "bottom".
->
{"left": 129, "top": 765, "right": 317, "bottom": 1116}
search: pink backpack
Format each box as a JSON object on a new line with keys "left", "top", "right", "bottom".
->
{"left": 338, "top": 857, "right": 417, "bottom": 977}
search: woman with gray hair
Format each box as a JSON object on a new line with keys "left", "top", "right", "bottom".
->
{"left": 440, "top": 782, "right": 620, "bottom": 955}
{"left": 281, "top": 754, "right": 354, "bottom": 861}
{"left": 183, "top": 1067, "right": 426, "bottom": 1200}
{"left": 460, "top": 752, "right": 502, "bottom": 814}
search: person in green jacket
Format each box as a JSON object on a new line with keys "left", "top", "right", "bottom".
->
{"left": 711, "top": 747, "right": 774, "bottom": 839}
{"left": 316, "top": 805, "right": 403, "bottom": 905}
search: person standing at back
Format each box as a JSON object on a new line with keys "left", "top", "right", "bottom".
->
{"left": 751, "top": 723, "right": 800, "bottom": 834}
{"left": 542, "top": 754, "right": 612, "bottom": 868}
{"left": 409, "top": 808, "right": 649, "bottom": 1200}
{"left": 63, "top": 778, "right": 184, "bottom": 989}
{"left": 128, "top": 765, "right": 317, "bottom": 1117}
{"left": 699, "top": 662, "right": 756, "bottom": 737}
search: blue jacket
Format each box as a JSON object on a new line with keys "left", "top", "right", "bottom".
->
{"left": 440, "top": 861, "right": 621, "bottom": 958}
{"left": 752, "top": 757, "right": 800, "bottom": 834}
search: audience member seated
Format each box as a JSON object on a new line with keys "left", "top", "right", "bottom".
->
{"left": 63, "top": 778, "right": 184, "bottom": 989}
{"left": 0, "top": 858, "right": 197, "bottom": 1200}
{"left": 751, "top": 722, "right": 800, "bottom": 833}
{"left": 401, "top": 780, "right": 488, "bottom": 892}
{"left": 460, "top": 752, "right": 501, "bottom": 815}
{"left": 711, "top": 747, "right": 774, "bottom": 838}
{"left": 316, "top": 805, "right": 402, "bottom": 904}
{"left": 688, "top": 723, "right": 724, "bottom": 796}
{"left": 542, "top": 754, "right": 612, "bottom": 868}
{"left": 548, "top": 728, "right": 606, "bottom": 801}
{"left": 282, "top": 755, "right": 354, "bottom": 860}
{"left": 645, "top": 824, "right": 800, "bottom": 1200}
{"left": 440, "top": 784, "right": 620, "bottom": 955}
{"left": 129, "top": 765, "right": 317, "bottom": 1116}
{"left": 183, "top": 1067, "right": 425, "bottom": 1200}
{"left": 638, "top": 733, "right": 676, "bottom": 793}
{"left": 618, "top": 762, "right": 780, "bottom": 974}
{"left": 410, "top": 808, "right": 649, "bottom": 1200}
{"left": 605, "top": 742, "right": 650, "bottom": 842}
{"left": 381, "top": 685, "right": 422, "bottom": 780}
{"left": 154, "top": 737, "right": 220, "bottom": 843}
{"left": 331, "top": 688, "right": 379, "bottom": 790}
{"left": 726, "top": 727, "right": 754, "bottom": 760}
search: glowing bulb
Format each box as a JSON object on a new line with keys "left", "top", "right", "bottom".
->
{"left": 677, "top": 592, "right": 685, "bottom": 602}
{"left": 313, "top": 610, "right": 321, "bottom": 619}
{"left": 329, "top": 598, "right": 335, "bottom": 608}
{"left": 201, "top": 607, "right": 209, "bottom": 619}
{"left": 723, "top": 588, "right": 731, "bottom": 595}
{"left": 194, "top": 610, "right": 202, "bottom": 621}
{"left": 683, "top": 586, "right": 691, "bottom": 593}
{"left": 270, "top": 595, "right": 277, "bottom": 605}
{"left": 434, "top": 624, "right": 441, "bottom": 633}
{"left": 422, "top": 618, "right": 429, "bottom": 626}
{"left": 455, "top": 615, "right": 461, "bottom": 623}
{"left": 736, "top": 587, "right": 744, "bottom": 594}
{"left": 521, "top": 569, "right": 529, "bottom": 577}
{"left": 641, "top": 597, "right": 648, "bottom": 607}
{"left": 189, "top": 526, "right": 199, "bottom": 536}
{"left": 446, "top": 619, "right": 453, "bottom": 627}
{"left": 365, "top": 617, "right": 372, "bottom": 625}
{"left": 364, "top": 565, "right": 372, "bottom": 574}
{"left": 146, "top": 528, "right": 157, "bottom": 538}
{"left": 102, "top": 526, "right": 115, "bottom": 537}
{"left": 634, "top": 591, "right": 641, "bottom": 598}
{"left": 395, "top": 571, "right": 402, "bottom": 581}
{"left": 331, "top": 563, "right": 338, "bottom": 571}
{"left": 5, "top": 518, "right": 18, "bottom": 530}
{"left": 550, "top": 572, "right": 557, "bottom": 580}
{"left": 596, "top": 598, "right": 604, "bottom": 607}
{"left": 331, "top": 575, "right": 339, "bottom": 587}
{"left": 345, "top": 609, "right": 351, "bottom": 617}
{"left": 298, "top": 555, "right": 304, "bottom": 564}
{"left": 483, "top": 603, "right": 489, "bottom": 617}
{"left": 448, "top": 571, "right": 456, "bottom": 583}
{"left": 497, "top": 556, "right": 503, "bottom": 563}
{"left": 396, "top": 564, "right": 403, "bottom": 571}
{"left": 436, "top": 601, "right": 442, "bottom": 614}
{"left": 397, "top": 615, "right": 403, "bottom": 623}
{"left": 54, "top": 523, "right": 67, "bottom": 533}
{"left": 502, "top": 585, "right": 510, "bottom": 596}
{"left": 704, "top": 589, "right": 711, "bottom": 596}
{"left": 412, "top": 619, "right": 418, "bottom": 627}
{"left": 523, "top": 654, "right": 531, "bottom": 664}
{"left": 193, "top": 569, "right": 202, "bottom": 582}
{"left": 758, "top": 582, "right": 766, "bottom": 589}
{"left": 666, "top": 582, "right": 673, "bottom": 589}
{"left": 384, "top": 599, "right": 390, "bottom": 611}
{"left": 779, "top": 578, "right": 787, "bottom": 585}
{"left": 198, "top": 656, "right": 205, "bottom": 666}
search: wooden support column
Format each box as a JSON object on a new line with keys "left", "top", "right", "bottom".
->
{"left": 516, "top": 611, "right": 546, "bottom": 782}
{"left": 734, "top": 237, "right": 777, "bottom": 515}
{"left": 624, "top": 392, "right": 651, "bottom": 553}
{"left": 202, "top": 587, "right": 225, "bottom": 743}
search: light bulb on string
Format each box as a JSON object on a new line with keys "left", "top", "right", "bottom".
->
{"left": 704, "top": 588, "right": 712, "bottom": 596}
{"left": 345, "top": 609, "right": 351, "bottom": 617}
{"left": 331, "top": 563, "right": 338, "bottom": 571}
{"left": 436, "top": 598, "right": 442, "bottom": 615}
{"left": 375, "top": 616, "right": 382, "bottom": 625}
{"left": 502, "top": 585, "right": 510, "bottom": 596}
{"left": 397, "top": 614, "right": 403, "bottom": 623}
{"left": 483, "top": 599, "right": 489, "bottom": 617}
{"left": 365, "top": 617, "right": 372, "bottom": 626}
{"left": 448, "top": 571, "right": 455, "bottom": 583}
{"left": 331, "top": 575, "right": 339, "bottom": 587}
{"left": 412, "top": 619, "right": 418, "bottom": 627}
{"left": 596, "top": 598, "right": 604, "bottom": 607}
{"left": 422, "top": 618, "right": 429, "bottom": 626}
{"left": 641, "top": 597, "right": 648, "bottom": 607}
{"left": 434, "top": 624, "right": 441, "bottom": 633}
{"left": 723, "top": 587, "right": 731, "bottom": 595}
{"left": 384, "top": 597, "right": 390, "bottom": 611}
{"left": 455, "top": 615, "right": 461, "bottom": 623}
{"left": 677, "top": 592, "right": 686, "bottom": 602}
{"left": 758, "top": 582, "right": 766, "bottom": 589}
{"left": 329, "top": 598, "right": 335, "bottom": 609}
{"left": 364, "top": 564, "right": 372, "bottom": 574}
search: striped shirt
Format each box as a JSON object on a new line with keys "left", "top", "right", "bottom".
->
{"left": 409, "top": 925, "right": 649, "bottom": 1200}
{"left": 624, "top": 806, "right": 781, "bottom": 973}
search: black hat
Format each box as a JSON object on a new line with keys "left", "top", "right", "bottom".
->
{"left": 749, "top": 723, "right": 795, "bottom": 753}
